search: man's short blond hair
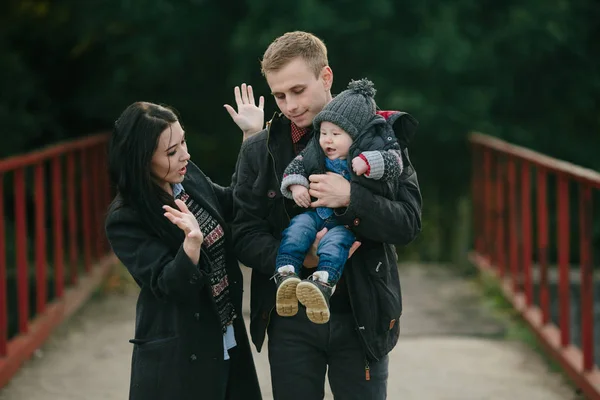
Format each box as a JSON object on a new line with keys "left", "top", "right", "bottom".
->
{"left": 261, "top": 31, "right": 328, "bottom": 77}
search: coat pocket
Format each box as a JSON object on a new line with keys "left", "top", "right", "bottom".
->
{"left": 129, "top": 335, "right": 179, "bottom": 350}
{"left": 128, "top": 336, "right": 179, "bottom": 399}
{"left": 366, "top": 259, "right": 402, "bottom": 335}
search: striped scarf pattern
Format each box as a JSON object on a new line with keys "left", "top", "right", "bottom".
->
{"left": 177, "top": 190, "right": 236, "bottom": 333}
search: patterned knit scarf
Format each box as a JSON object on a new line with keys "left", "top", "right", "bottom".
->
{"left": 176, "top": 190, "right": 237, "bottom": 333}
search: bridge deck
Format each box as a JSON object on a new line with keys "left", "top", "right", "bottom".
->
{"left": 0, "top": 264, "right": 578, "bottom": 400}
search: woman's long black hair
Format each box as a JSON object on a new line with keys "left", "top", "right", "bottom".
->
{"left": 108, "top": 101, "right": 184, "bottom": 249}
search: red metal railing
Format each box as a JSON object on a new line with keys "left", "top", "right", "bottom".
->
{"left": 470, "top": 133, "right": 600, "bottom": 399}
{"left": 0, "top": 133, "right": 117, "bottom": 388}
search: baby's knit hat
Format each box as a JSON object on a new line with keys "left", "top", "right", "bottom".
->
{"left": 313, "top": 78, "right": 377, "bottom": 138}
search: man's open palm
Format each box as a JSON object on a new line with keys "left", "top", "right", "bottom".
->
{"left": 224, "top": 83, "right": 265, "bottom": 137}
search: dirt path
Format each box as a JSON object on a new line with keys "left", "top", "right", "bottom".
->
{"left": 0, "top": 263, "right": 579, "bottom": 399}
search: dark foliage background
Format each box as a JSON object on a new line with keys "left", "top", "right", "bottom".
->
{"left": 2, "top": 0, "right": 599, "bottom": 261}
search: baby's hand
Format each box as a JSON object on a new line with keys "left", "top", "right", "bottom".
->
{"left": 352, "top": 156, "right": 369, "bottom": 176}
{"left": 290, "top": 185, "right": 311, "bottom": 208}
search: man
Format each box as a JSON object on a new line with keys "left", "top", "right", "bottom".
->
{"left": 227, "top": 31, "right": 422, "bottom": 399}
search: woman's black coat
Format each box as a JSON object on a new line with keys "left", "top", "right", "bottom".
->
{"left": 105, "top": 162, "right": 262, "bottom": 400}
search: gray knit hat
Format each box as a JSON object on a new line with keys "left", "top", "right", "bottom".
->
{"left": 313, "top": 78, "right": 377, "bottom": 138}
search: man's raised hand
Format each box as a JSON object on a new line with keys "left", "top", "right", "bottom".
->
{"left": 224, "top": 83, "right": 265, "bottom": 140}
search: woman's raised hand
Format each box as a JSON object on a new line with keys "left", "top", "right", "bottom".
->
{"left": 163, "top": 199, "right": 204, "bottom": 243}
{"left": 163, "top": 199, "right": 203, "bottom": 264}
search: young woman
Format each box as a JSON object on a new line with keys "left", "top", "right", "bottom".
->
{"left": 105, "top": 101, "right": 261, "bottom": 400}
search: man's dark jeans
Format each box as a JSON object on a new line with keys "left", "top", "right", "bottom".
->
{"left": 267, "top": 310, "right": 389, "bottom": 399}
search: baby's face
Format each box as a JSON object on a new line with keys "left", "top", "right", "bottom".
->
{"left": 319, "top": 121, "right": 353, "bottom": 160}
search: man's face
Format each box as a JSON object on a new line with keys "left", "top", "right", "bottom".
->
{"left": 265, "top": 57, "right": 333, "bottom": 129}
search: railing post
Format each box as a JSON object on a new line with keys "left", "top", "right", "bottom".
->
{"left": 103, "top": 149, "right": 111, "bottom": 252}
{"left": 495, "top": 153, "right": 506, "bottom": 276}
{"left": 536, "top": 167, "right": 550, "bottom": 325}
{"left": 483, "top": 148, "right": 493, "bottom": 262}
{"left": 52, "top": 157, "right": 65, "bottom": 298}
{"left": 103, "top": 149, "right": 112, "bottom": 252}
{"left": 14, "top": 169, "right": 29, "bottom": 334}
{"left": 0, "top": 174, "right": 7, "bottom": 356}
{"left": 471, "top": 143, "right": 482, "bottom": 254}
{"left": 579, "top": 183, "right": 594, "bottom": 372}
{"left": 67, "top": 152, "right": 78, "bottom": 285}
{"left": 34, "top": 162, "right": 47, "bottom": 314}
{"left": 557, "top": 173, "right": 570, "bottom": 347}
{"left": 91, "top": 146, "right": 102, "bottom": 260}
{"left": 80, "top": 149, "right": 92, "bottom": 272}
{"left": 521, "top": 162, "right": 533, "bottom": 306}
{"left": 507, "top": 156, "right": 519, "bottom": 292}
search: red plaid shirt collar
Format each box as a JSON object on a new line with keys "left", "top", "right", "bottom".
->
{"left": 290, "top": 122, "right": 309, "bottom": 144}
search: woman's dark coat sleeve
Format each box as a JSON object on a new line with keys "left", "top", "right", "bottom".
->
{"left": 105, "top": 207, "right": 208, "bottom": 303}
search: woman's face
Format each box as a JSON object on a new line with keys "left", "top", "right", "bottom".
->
{"left": 151, "top": 121, "right": 190, "bottom": 194}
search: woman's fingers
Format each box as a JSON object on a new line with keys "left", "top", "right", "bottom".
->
{"left": 164, "top": 208, "right": 194, "bottom": 230}
{"left": 164, "top": 211, "right": 186, "bottom": 226}
{"left": 174, "top": 199, "right": 192, "bottom": 214}
{"left": 163, "top": 204, "right": 184, "bottom": 218}
{"left": 164, "top": 212, "right": 184, "bottom": 229}
{"left": 165, "top": 213, "right": 201, "bottom": 239}
{"left": 163, "top": 210, "right": 176, "bottom": 222}
{"left": 164, "top": 201, "right": 203, "bottom": 242}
